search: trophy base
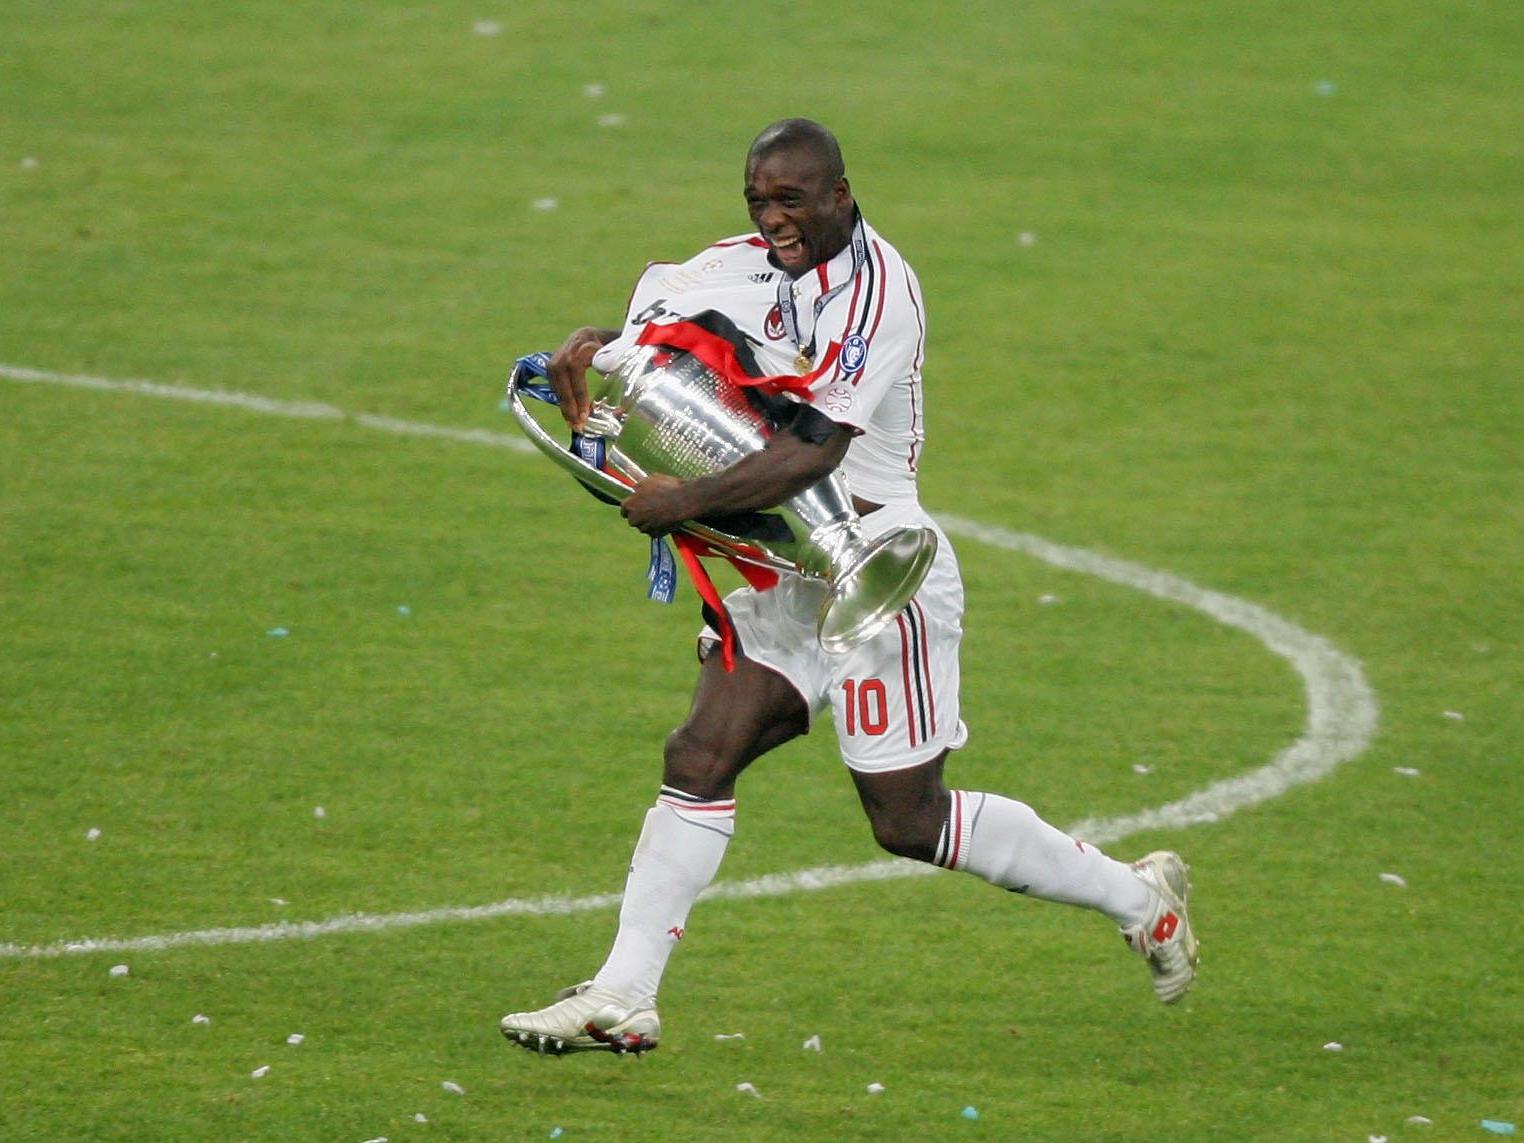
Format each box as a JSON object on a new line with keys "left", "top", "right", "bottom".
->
{"left": 816, "top": 525, "right": 939, "bottom": 654}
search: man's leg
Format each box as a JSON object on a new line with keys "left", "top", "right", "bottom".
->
{"left": 500, "top": 651, "right": 810, "bottom": 1055}
{"left": 851, "top": 752, "right": 1199, "bottom": 1003}
{"left": 588, "top": 649, "right": 808, "bottom": 1008}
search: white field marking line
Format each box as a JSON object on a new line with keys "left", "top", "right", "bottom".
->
{"left": 0, "top": 362, "right": 535, "bottom": 453}
{"left": 934, "top": 514, "right": 1380, "bottom": 845}
{"left": 0, "top": 363, "right": 1379, "bottom": 960}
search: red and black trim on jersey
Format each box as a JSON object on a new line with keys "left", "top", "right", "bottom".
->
{"left": 903, "top": 266, "right": 927, "bottom": 473}
{"left": 811, "top": 234, "right": 898, "bottom": 392}
{"left": 895, "top": 599, "right": 937, "bottom": 750}
{"left": 710, "top": 236, "right": 771, "bottom": 251}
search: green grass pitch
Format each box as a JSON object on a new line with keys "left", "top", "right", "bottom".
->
{"left": 2, "top": 1, "right": 1520, "bottom": 1139}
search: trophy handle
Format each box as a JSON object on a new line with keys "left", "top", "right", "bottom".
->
{"left": 505, "top": 359, "right": 634, "bottom": 504}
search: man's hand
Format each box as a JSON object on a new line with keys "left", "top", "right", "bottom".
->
{"left": 547, "top": 326, "right": 618, "bottom": 429}
{"left": 620, "top": 474, "right": 695, "bottom": 536}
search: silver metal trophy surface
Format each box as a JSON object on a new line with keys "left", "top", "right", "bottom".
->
{"left": 507, "top": 343, "right": 937, "bottom": 653}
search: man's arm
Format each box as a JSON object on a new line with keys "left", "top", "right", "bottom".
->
{"left": 547, "top": 326, "right": 619, "bottom": 429}
{"left": 619, "top": 418, "right": 852, "bottom": 536}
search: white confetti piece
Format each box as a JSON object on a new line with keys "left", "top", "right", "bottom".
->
{"left": 1405, "top": 1116, "right": 1432, "bottom": 1126}
{"left": 20, "top": 156, "right": 39, "bottom": 171}
{"left": 1038, "top": 593, "right": 1061, "bottom": 605}
{"left": 109, "top": 964, "right": 129, "bottom": 977}
{"left": 442, "top": 1080, "right": 465, "bottom": 1095}
{"left": 583, "top": 83, "right": 605, "bottom": 98}
{"left": 1314, "top": 80, "right": 1338, "bottom": 96}
{"left": 1443, "top": 710, "right": 1464, "bottom": 721}
{"left": 86, "top": 827, "right": 102, "bottom": 841}
{"left": 192, "top": 1014, "right": 211, "bottom": 1025}
{"left": 413, "top": 1114, "right": 428, "bottom": 1124}
{"left": 1131, "top": 764, "right": 1153, "bottom": 775}
{"left": 1379, "top": 872, "right": 1408, "bottom": 887}
{"left": 361, "top": 1137, "right": 388, "bottom": 1143}
{"left": 802, "top": 1034, "right": 822, "bottom": 1052}
{"left": 270, "top": 898, "right": 288, "bottom": 907}
{"left": 472, "top": 20, "right": 502, "bottom": 36}
{"left": 396, "top": 604, "right": 412, "bottom": 617}
{"left": 867, "top": 1082, "right": 886, "bottom": 1094}
{"left": 532, "top": 197, "right": 559, "bottom": 212}
{"left": 1018, "top": 231, "right": 1038, "bottom": 247}
{"left": 313, "top": 806, "right": 327, "bottom": 819}
{"left": 251, "top": 1065, "right": 271, "bottom": 1078}
{"left": 597, "top": 113, "right": 626, "bottom": 128}
{"left": 1392, "top": 767, "right": 1421, "bottom": 777}
{"left": 267, "top": 627, "right": 289, "bottom": 637}
{"left": 714, "top": 1032, "right": 745, "bottom": 1041}
{"left": 735, "top": 1082, "right": 762, "bottom": 1098}
{"left": 1323, "top": 1041, "right": 1343, "bottom": 1052}
{"left": 1369, "top": 1135, "right": 1387, "bottom": 1143}
{"left": 287, "top": 1033, "right": 305, "bottom": 1045}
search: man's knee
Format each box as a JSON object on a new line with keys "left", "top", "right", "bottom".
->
{"left": 854, "top": 759, "right": 951, "bottom": 864}
{"left": 865, "top": 807, "right": 943, "bottom": 863}
{"left": 662, "top": 723, "right": 740, "bottom": 801}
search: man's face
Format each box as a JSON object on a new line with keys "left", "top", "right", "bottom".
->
{"left": 744, "top": 148, "right": 854, "bottom": 277}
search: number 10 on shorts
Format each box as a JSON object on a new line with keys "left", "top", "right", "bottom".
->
{"left": 841, "top": 678, "right": 889, "bottom": 736}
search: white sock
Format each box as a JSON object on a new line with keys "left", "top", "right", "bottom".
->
{"left": 936, "top": 790, "right": 1151, "bottom": 926}
{"left": 590, "top": 786, "right": 735, "bottom": 1008}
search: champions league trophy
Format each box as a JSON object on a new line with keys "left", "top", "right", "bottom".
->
{"left": 505, "top": 342, "right": 937, "bottom": 653}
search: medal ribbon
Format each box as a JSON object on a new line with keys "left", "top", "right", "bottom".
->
{"left": 775, "top": 211, "right": 869, "bottom": 364}
{"left": 509, "top": 351, "right": 558, "bottom": 402}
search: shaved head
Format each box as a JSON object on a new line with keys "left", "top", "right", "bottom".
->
{"left": 746, "top": 118, "right": 845, "bottom": 185}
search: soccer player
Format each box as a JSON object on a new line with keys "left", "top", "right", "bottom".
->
{"left": 499, "top": 119, "right": 1198, "bottom": 1056}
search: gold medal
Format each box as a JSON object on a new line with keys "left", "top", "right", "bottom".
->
{"left": 794, "top": 350, "right": 812, "bottom": 374}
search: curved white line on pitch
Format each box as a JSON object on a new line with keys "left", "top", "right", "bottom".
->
{"left": 0, "top": 363, "right": 1379, "bottom": 960}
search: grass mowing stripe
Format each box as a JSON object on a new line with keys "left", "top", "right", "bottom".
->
{"left": 0, "top": 364, "right": 1377, "bottom": 961}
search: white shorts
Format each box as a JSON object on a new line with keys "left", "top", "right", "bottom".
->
{"left": 700, "top": 502, "right": 970, "bottom": 773}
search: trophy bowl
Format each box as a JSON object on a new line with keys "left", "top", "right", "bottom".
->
{"left": 507, "top": 342, "right": 937, "bottom": 653}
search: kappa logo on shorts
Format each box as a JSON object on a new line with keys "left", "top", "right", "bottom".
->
{"left": 763, "top": 303, "right": 787, "bottom": 341}
{"left": 840, "top": 334, "right": 869, "bottom": 374}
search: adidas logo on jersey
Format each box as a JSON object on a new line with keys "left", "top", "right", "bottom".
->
{"left": 748, "top": 271, "right": 777, "bottom": 283}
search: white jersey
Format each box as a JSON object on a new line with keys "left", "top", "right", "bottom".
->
{"left": 591, "top": 217, "right": 929, "bottom": 506}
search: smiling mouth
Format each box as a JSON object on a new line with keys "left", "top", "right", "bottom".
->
{"left": 770, "top": 234, "right": 806, "bottom": 265}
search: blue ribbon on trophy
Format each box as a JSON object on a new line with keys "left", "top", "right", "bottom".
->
{"left": 512, "top": 352, "right": 678, "bottom": 604}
